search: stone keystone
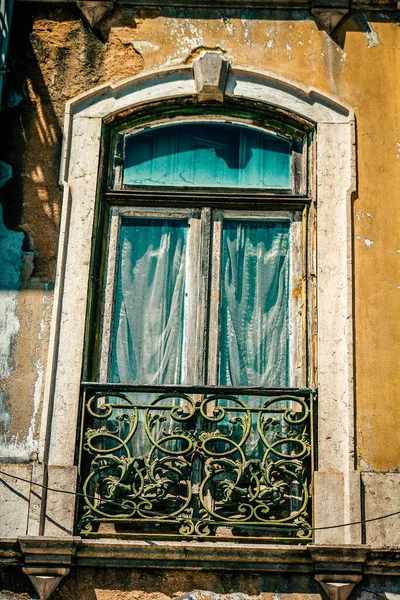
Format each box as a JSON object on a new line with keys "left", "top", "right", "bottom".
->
{"left": 193, "top": 52, "right": 229, "bottom": 103}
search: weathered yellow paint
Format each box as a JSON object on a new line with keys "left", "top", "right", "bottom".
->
{"left": 1, "top": 6, "right": 399, "bottom": 469}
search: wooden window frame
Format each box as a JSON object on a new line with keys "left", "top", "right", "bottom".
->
{"left": 98, "top": 201, "right": 308, "bottom": 390}
{"left": 111, "top": 116, "right": 308, "bottom": 196}
{"left": 91, "top": 115, "right": 312, "bottom": 391}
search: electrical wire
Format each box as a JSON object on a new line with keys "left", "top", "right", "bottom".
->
{"left": 1, "top": 468, "right": 399, "bottom": 533}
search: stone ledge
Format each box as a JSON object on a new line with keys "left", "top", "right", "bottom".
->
{"left": 363, "top": 550, "right": 400, "bottom": 576}
{"left": 76, "top": 540, "right": 315, "bottom": 570}
{"left": 0, "top": 539, "right": 23, "bottom": 566}
{"left": 18, "top": 536, "right": 81, "bottom": 569}
{"left": 310, "top": 545, "right": 369, "bottom": 574}
{"left": 1, "top": 538, "right": 400, "bottom": 574}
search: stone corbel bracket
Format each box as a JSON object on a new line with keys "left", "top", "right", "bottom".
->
{"left": 193, "top": 52, "right": 229, "bottom": 103}
{"left": 76, "top": 1, "right": 115, "bottom": 28}
{"left": 311, "top": 0, "right": 349, "bottom": 34}
{"left": 311, "top": 545, "right": 370, "bottom": 600}
{"left": 315, "top": 574, "right": 362, "bottom": 600}
{"left": 19, "top": 537, "right": 81, "bottom": 600}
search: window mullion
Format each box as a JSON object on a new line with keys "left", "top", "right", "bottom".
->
{"left": 182, "top": 207, "right": 211, "bottom": 385}
{"left": 289, "top": 212, "right": 305, "bottom": 388}
{"left": 195, "top": 207, "right": 212, "bottom": 385}
{"left": 206, "top": 209, "right": 222, "bottom": 386}
{"left": 99, "top": 207, "right": 120, "bottom": 382}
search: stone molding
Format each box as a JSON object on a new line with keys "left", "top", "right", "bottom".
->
{"left": 17, "top": 537, "right": 80, "bottom": 600}
{"left": 310, "top": 545, "right": 370, "bottom": 575}
{"left": 2, "top": 538, "right": 399, "bottom": 572}
{"left": 3, "top": 536, "right": 400, "bottom": 598}
{"left": 2, "top": 539, "right": 373, "bottom": 570}
{"left": 5, "top": 539, "right": 400, "bottom": 575}
{"left": 0, "top": 538, "right": 22, "bottom": 565}
{"left": 18, "top": 536, "right": 80, "bottom": 568}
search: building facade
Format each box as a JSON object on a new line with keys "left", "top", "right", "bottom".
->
{"left": 0, "top": 0, "right": 400, "bottom": 598}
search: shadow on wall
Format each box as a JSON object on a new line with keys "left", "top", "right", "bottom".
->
{"left": 0, "top": 203, "right": 25, "bottom": 441}
{"left": 0, "top": 3, "right": 63, "bottom": 284}
{"left": 0, "top": 6, "right": 63, "bottom": 453}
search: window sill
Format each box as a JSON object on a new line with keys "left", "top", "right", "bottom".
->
{"left": 8, "top": 537, "right": 392, "bottom": 573}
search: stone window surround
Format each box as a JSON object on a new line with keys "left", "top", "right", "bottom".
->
{"left": 36, "top": 63, "right": 359, "bottom": 546}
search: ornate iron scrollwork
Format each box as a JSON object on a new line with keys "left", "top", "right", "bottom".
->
{"left": 78, "top": 385, "right": 313, "bottom": 542}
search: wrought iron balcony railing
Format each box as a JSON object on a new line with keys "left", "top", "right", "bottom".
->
{"left": 77, "top": 384, "right": 314, "bottom": 542}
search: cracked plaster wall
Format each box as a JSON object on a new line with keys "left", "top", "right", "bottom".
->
{"left": 0, "top": 3, "right": 399, "bottom": 477}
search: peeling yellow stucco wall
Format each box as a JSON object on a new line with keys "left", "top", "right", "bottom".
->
{"left": 0, "top": 5, "right": 399, "bottom": 469}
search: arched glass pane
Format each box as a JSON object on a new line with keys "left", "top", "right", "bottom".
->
{"left": 122, "top": 123, "right": 292, "bottom": 189}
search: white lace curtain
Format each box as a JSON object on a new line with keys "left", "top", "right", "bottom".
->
{"left": 110, "top": 218, "right": 187, "bottom": 384}
{"left": 219, "top": 220, "right": 290, "bottom": 387}
{"left": 110, "top": 217, "right": 290, "bottom": 387}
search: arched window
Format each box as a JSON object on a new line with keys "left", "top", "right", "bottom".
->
{"left": 101, "top": 121, "right": 307, "bottom": 386}
{"left": 39, "top": 68, "right": 356, "bottom": 547}
{"left": 78, "top": 114, "right": 313, "bottom": 542}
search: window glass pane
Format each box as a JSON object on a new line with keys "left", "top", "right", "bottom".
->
{"left": 218, "top": 219, "right": 290, "bottom": 387}
{"left": 122, "top": 123, "right": 292, "bottom": 189}
{"left": 110, "top": 217, "right": 188, "bottom": 384}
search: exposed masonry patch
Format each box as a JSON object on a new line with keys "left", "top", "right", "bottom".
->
{"left": 26, "top": 358, "right": 44, "bottom": 451}
{"left": 0, "top": 290, "right": 48, "bottom": 459}
{"left": 355, "top": 212, "right": 373, "bottom": 220}
{"left": 384, "top": 282, "right": 400, "bottom": 290}
{"left": 353, "top": 12, "right": 380, "bottom": 48}
{"left": 0, "top": 203, "right": 43, "bottom": 460}
{"left": 132, "top": 41, "right": 160, "bottom": 54}
{"left": 167, "top": 18, "right": 206, "bottom": 61}
{"left": 357, "top": 235, "right": 375, "bottom": 248}
{"left": 359, "top": 458, "right": 373, "bottom": 471}
{"left": 0, "top": 204, "right": 24, "bottom": 436}
{"left": 336, "top": 46, "right": 347, "bottom": 62}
